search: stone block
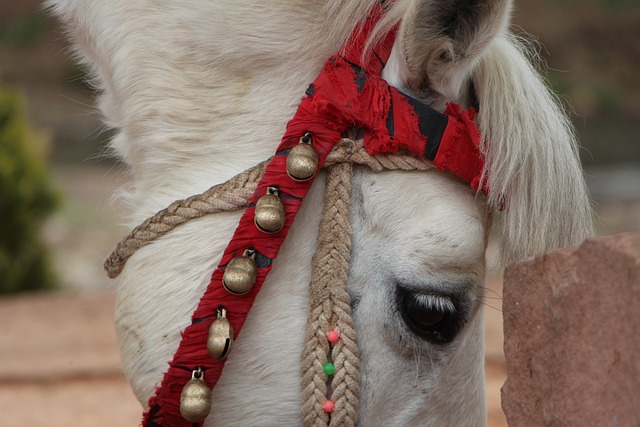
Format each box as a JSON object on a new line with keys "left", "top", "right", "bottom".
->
{"left": 501, "top": 232, "right": 640, "bottom": 427}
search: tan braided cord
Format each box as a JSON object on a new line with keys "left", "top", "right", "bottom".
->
{"left": 301, "top": 162, "right": 358, "bottom": 427}
{"left": 103, "top": 159, "right": 269, "bottom": 278}
{"left": 104, "top": 137, "right": 434, "bottom": 278}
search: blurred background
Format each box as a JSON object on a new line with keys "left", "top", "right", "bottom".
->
{"left": 0, "top": 0, "right": 638, "bottom": 426}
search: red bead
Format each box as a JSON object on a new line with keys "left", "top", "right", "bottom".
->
{"left": 322, "top": 400, "right": 335, "bottom": 413}
{"left": 326, "top": 331, "right": 339, "bottom": 343}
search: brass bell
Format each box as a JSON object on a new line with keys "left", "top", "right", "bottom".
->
{"left": 254, "top": 187, "right": 286, "bottom": 234}
{"left": 223, "top": 249, "right": 258, "bottom": 295}
{"left": 207, "top": 307, "right": 233, "bottom": 359}
{"left": 180, "top": 368, "right": 212, "bottom": 423}
{"left": 286, "top": 132, "right": 318, "bottom": 181}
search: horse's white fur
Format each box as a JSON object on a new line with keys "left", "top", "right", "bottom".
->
{"left": 47, "top": 0, "right": 592, "bottom": 425}
{"left": 349, "top": 169, "right": 488, "bottom": 425}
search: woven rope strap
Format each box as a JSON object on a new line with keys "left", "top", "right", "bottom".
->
{"left": 301, "top": 162, "right": 358, "bottom": 426}
{"left": 104, "top": 137, "right": 433, "bottom": 278}
{"left": 104, "top": 159, "right": 269, "bottom": 278}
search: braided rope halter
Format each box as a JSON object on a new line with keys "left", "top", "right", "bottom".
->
{"left": 106, "top": 4, "right": 485, "bottom": 426}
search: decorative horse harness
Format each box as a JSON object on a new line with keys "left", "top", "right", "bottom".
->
{"left": 106, "top": 4, "right": 485, "bottom": 426}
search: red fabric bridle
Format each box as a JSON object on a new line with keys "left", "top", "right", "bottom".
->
{"left": 143, "top": 4, "right": 484, "bottom": 426}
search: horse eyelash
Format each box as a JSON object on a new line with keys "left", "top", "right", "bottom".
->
{"left": 411, "top": 293, "right": 456, "bottom": 314}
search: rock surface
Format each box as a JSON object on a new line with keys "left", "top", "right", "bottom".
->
{"left": 502, "top": 232, "right": 640, "bottom": 427}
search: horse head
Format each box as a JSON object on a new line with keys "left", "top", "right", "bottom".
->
{"left": 47, "top": 0, "right": 592, "bottom": 425}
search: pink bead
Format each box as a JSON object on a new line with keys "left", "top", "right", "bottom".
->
{"left": 326, "top": 331, "right": 339, "bottom": 343}
{"left": 322, "top": 400, "right": 335, "bottom": 413}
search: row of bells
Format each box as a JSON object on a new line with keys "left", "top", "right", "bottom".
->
{"left": 180, "top": 134, "right": 318, "bottom": 422}
{"left": 224, "top": 133, "right": 319, "bottom": 296}
{"left": 180, "top": 307, "right": 233, "bottom": 422}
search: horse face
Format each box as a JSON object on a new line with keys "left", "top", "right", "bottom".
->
{"left": 348, "top": 168, "right": 488, "bottom": 425}
{"left": 49, "top": 0, "right": 591, "bottom": 424}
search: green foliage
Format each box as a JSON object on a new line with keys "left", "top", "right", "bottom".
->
{"left": 0, "top": 87, "right": 58, "bottom": 294}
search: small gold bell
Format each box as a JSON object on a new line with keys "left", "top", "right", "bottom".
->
{"left": 222, "top": 249, "right": 258, "bottom": 295}
{"left": 180, "top": 368, "right": 212, "bottom": 423}
{"left": 286, "top": 133, "right": 318, "bottom": 181}
{"left": 207, "top": 307, "right": 234, "bottom": 359}
{"left": 254, "top": 187, "right": 286, "bottom": 234}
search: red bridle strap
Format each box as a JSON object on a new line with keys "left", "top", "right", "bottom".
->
{"left": 143, "top": 4, "right": 484, "bottom": 426}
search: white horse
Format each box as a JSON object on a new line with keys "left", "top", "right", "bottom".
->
{"left": 48, "top": 0, "right": 593, "bottom": 425}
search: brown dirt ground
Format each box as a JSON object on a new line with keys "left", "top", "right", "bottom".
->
{"left": 0, "top": 293, "right": 140, "bottom": 427}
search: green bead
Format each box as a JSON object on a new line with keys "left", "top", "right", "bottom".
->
{"left": 323, "top": 363, "right": 335, "bottom": 376}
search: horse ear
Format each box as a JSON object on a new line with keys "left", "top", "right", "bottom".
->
{"left": 471, "top": 34, "right": 594, "bottom": 265}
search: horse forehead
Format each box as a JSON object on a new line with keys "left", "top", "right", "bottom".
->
{"left": 355, "top": 170, "right": 485, "bottom": 226}
{"left": 352, "top": 170, "right": 487, "bottom": 259}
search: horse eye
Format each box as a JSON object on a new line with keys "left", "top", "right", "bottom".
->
{"left": 397, "top": 287, "right": 462, "bottom": 344}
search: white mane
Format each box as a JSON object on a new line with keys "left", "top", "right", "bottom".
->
{"left": 474, "top": 34, "right": 594, "bottom": 262}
